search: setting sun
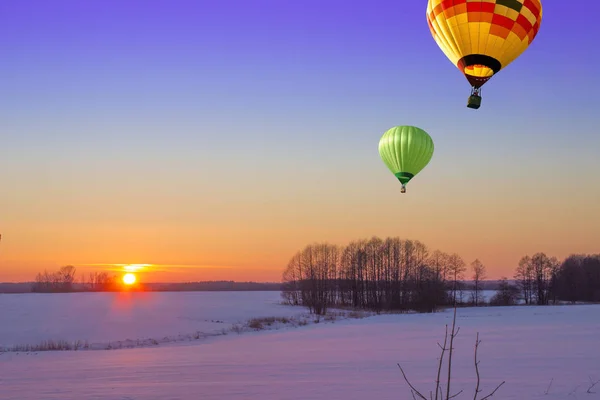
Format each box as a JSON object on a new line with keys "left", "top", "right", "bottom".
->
{"left": 122, "top": 273, "right": 137, "bottom": 285}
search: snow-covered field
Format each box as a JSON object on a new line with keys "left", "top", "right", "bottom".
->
{"left": 1, "top": 291, "right": 599, "bottom": 400}
{"left": 0, "top": 291, "right": 308, "bottom": 349}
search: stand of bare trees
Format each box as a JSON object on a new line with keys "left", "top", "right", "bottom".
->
{"left": 32, "top": 266, "right": 78, "bottom": 293}
{"left": 512, "top": 252, "right": 600, "bottom": 305}
{"left": 552, "top": 254, "right": 600, "bottom": 303}
{"left": 283, "top": 238, "right": 600, "bottom": 315}
{"left": 513, "top": 253, "right": 559, "bottom": 305}
{"left": 282, "top": 237, "right": 465, "bottom": 315}
{"left": 32, "top": 266, "right": 120, "bottom": 293}
{"left": 470, "top": 259, "right": 486, "bottom": 306}
{"left": 86, "top": 271, "right": 120, "bottom": 291}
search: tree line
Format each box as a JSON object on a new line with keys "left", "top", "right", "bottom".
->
{"left": 32, "top": 266, "right": 122, "bottom": 292}
{"left": 28, "top": 266, "right": 282, "bottom": 293}
{"left": 516, "top": 253, "right": 600, "bottom": 304}
{"left": 280, "top": 236, "right": 600, "bottom": 315}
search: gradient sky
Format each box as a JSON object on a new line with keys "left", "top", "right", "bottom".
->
{"left": 1, "top": 0, "right": 599, "bottom": 283}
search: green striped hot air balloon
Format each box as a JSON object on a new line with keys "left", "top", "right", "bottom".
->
{"left": 378, "top": 126, "right": 434, "bottom": 193}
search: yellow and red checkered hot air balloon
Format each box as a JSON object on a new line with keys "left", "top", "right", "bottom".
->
{"left": 426, "top": 0, "right": 543, "bottom": 109}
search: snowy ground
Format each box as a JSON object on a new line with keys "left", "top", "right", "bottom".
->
{"left": 0, "top": 291, "right": 308, "bottom": 349}
{"left": 0, "top": 290, "right": 500, "bottom": 350}
{"left": 2, "top": 292, "right": 599, "bottom": 400}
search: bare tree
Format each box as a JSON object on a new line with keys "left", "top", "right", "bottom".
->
{"left": 514, "top": 256, "right": 534, "bottom": 304}
{"left": 86, "top": 271, "right": 118, "bottom": 291}
{"left": 32, "top": 265, "right": 78, "bottom": 292}
{"left": 530, "top": 253, "right": 556, "bottom": 305}
{"left": 32, "top": 270, "right": 53, "bottom": 292}
{"left": 470, "top": 259, "right": 486, "bottom": 306}
{"left": 515, "top": 253, "right": 558, "bottom": 306}
{"left": 281, "top": 243, "right": 339, "bottom": 315}
{"left": 447, "top": 254, "right": 466, "bottom": 305}
{"left": 429, "top": 250, "right": 450, "bottom": 283}
{"left": 281, "top": 252, "right": 302, "bottom": 305}
{"left": 57, "top": 265, "right": 77, "bottom": 292}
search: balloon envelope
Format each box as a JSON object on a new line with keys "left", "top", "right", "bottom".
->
{"left": 378, "top": 126, "right": 434, "bottom": 191}
{"left": 426, "top": 0, "right": 543, "bottom": 88}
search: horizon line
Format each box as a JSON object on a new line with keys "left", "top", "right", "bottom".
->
{"left": 0, "top": 278, "right": 516, "bottom": 285}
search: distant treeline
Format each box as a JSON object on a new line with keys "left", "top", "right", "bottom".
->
{"left": 31, "top": 266, "right": 123, "bottom": 293}
{"left": 0, "top": 266, "right": 283, "bottom": 293}
{"left": 1, "top": 278, "right": 503, "bottom": 294}
{"left": 149, "top": 281, "right": 282, "bottom": 291}
{"left": 281, "top": 236, "right": 600, "bottom": 315}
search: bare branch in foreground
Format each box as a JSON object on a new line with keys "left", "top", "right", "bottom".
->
{"left": 398, "top": 364, "right": 428, "bottom": 400}
{"left": 446, "top": 304, "right": 459, "bottom": 400}
{"left": 587, "top": 376, "right": 599, "bottom": 393}
{"left": 435, "top": 325, "right": 449, "bottom": 400}
{"left": 568, "top": 384, "right": 580, "bottom": 396}
{"left": 397, "top": 302, "right": 504, "bottom": 400}
{"left": 473, "top": 331, "right": 505, "bottom": 400}
{"left": 480, "top": 381, "right": 505, "bottom": 400}
{"left": 473, "top": 332, "right": 482, "bottom": 400}
{"left": 544, "top": 378, "right": 553, "bottom": 395}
